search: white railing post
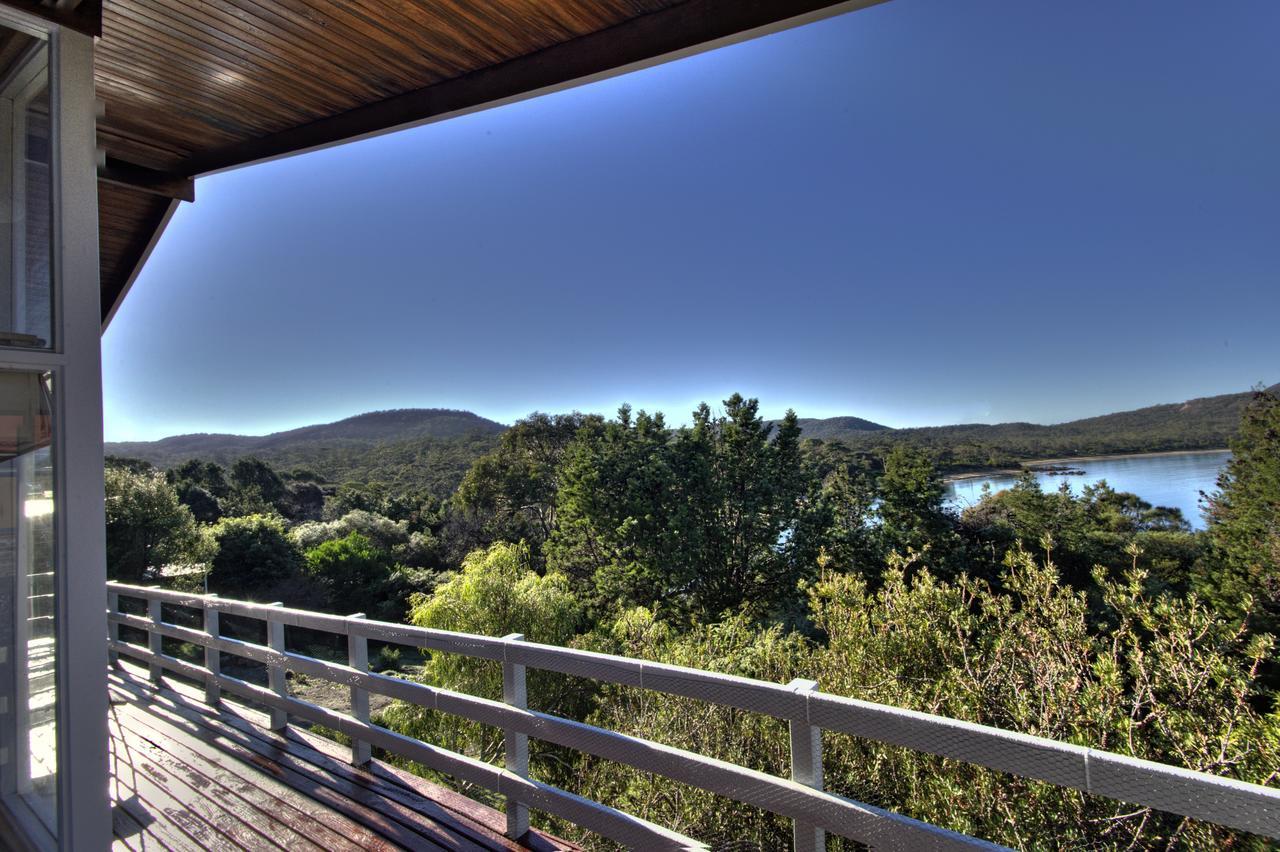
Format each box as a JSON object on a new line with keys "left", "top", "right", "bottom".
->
{"left": 107, "top": 589, "right": 119, "bottom": 668}
{"left": 147, "top": 590, "right": 163, "bottom": 683}
{"left": 347, "top": 613, "right": 371, "bottom": 766}
{"left": 267, "top": 602, "right": 287, "bottom": 730}
{"left": 788, "top": 678, "right": 825, "bottom": 852}
{"left": 502, "top": 632, "right": 529, "bottom": 839}
{"left": 203, "top": 594, "right": 220, "bottom": 706}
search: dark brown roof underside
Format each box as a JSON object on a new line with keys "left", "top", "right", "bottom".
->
{"left": 88, "top": 0, "right": 884, "bottom": 322}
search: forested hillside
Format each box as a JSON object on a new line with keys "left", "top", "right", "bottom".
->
{"left": 108, "top": 408, "right": 505, "bottom": 495}
{"left": 810, "top": 387, "right": 1265, "bottom": 470}
{"left": 783, "top": 415, "right": 888, "bottom": 439}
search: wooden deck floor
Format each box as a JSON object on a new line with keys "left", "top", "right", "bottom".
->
{"left": 107, "top": 667, "right": 573, "bottom": 851}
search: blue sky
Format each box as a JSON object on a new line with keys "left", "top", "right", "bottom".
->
{"left": 102, "top": 0, "right": 1280, "bottom": 442}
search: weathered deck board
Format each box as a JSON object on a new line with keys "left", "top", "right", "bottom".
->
{"left": 115, "top": 700, "right": 446, "bottom": 851}
{"left": 108, "top": 667, "right": 575, "bottom": 852}
{"left": 110, "top": 713, "right": 333, "bottom": 852}
{"left": 114, "top": 709, "right": 366, "bottom": 851}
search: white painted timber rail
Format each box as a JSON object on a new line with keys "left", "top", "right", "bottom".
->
{"left": 104, "top": 581, "right": 1280, "bottom": 849}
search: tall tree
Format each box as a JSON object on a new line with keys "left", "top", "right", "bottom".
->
{"left": 1200, "top": 389, "right": 1280, "bottom": 633}
{"left": 548, "top": 404, "right": 675, "bottom": 605}
{"left": 303, "top": 531, "right": 400, "bottom": 618}
{"left": 167, "top": 459, "right": 230, "bottom": 523}
{"left": 876, "top": 445, "right": 962, "bottom": 574}
{"left": 378, "top": 542, "right": 584, "bottom": 785}
{"left": 795, "top": 463, "right": 880, "bottom": 580}
{"left": 548, "top": 395, "right": 810, "bottom": 622}
{"left": 207, "top": 514, "right": 304, "bottom": 601}
{"left": 104, "top": 467, "right": 207, "bottom": 583}
{"left": 451, "top": 412, "right": 603, "bottom": 564}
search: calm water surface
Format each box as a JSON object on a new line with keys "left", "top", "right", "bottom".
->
{"left": 944, "top": 450, "right": 1231, "bottom": 530}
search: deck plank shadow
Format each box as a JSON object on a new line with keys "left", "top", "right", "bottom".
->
{"left": 108, "top": 666, "right": 576, "bottom": 852}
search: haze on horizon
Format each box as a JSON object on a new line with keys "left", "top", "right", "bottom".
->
{"left": 102, "top": 0, "right": 1280, "bottom": 444}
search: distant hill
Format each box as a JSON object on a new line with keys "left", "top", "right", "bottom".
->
{"left": 107, "top": 409, "right": 507, "bottom": 492}
{"left": 787, "top": 416, "right": 890, "bottom": 440}
{"left": 813, "top": 388, "right": 1268, "bottom": 470}
{"left": 109, "top": 385, "right": 1272, "bottom": 489}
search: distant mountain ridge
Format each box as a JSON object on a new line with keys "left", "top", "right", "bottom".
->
{"left": 804, "top": 387, "right": 1271, "bottom": 467}
{"left": 787, "top": 416, "right": 890, "bottom": 439}
{"left": 109, "top": 386, "right": 1271, "bottom": 484}
{"left": 108, "top": 408, "right": 506, "bottom": 473}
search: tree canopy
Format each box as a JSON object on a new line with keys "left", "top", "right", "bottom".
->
{"left": 1201, "top": 389, "right": 1280, "bottom": 634}
{"left": 102, "top": 391, "right": 1279, "bottom": 848}
{"left": 104, "top": 465, "right": 208, "bottom": 583}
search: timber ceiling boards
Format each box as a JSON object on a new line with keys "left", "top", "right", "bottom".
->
{"left": 66, "top": 0, "right": 885, "bottom": 321}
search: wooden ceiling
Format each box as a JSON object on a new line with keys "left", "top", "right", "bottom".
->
{"left": 28, "top": 0, "right": 888, "bottom": 322}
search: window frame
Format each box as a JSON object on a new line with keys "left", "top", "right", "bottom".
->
{"left": 0, "top": 5, "right": 106, "bottom": 850}
{"left": 0, "top": 20, "right": 52, "bottom": 352}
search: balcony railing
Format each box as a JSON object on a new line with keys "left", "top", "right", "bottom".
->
{"left": 105, "top": 581, "right": 1280, "bottom": 850}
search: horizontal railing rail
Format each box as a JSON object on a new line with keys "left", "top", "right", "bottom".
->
{"left": 105, "top": 581, "right": 1280, "bottom": 850}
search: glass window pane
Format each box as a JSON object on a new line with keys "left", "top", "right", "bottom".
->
{"left": 0, "top": 27, "right": 52, "bottom": 350}
{"left": 0, "top": 370, "right": 56, "bottom": 835}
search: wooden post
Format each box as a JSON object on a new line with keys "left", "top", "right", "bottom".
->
{"left": 106, "top": 589, "right": 119, "bottom": 668}
{"left": 203, "top": 595, "right": 220, "bottom": 706}
{"left": 147, "top": 592, "right": 162, "bottom": 683}
{"left": 502, "top": 633, "right": 529, "bottom": 839}
{"left": 788, "top": 678, "right": 824, "bottom": 852}
{"left": 347, "top": 613, "right": 371, "bottom": 766}
{"left": 267, "top": 603, "right": 286, "bottom": 730}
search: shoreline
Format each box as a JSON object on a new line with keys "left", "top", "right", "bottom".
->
{"left": 944, "top": 447, "right": 1231, "bottom": 482}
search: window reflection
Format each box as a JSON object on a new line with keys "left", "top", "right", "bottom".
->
{"left": 0, "top": 27, "right": 53, "bottom": 349}
{"left": 0, "top": 331, "right": 56, "bottom": 831}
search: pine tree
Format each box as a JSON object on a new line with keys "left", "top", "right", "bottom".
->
{"left": 1200, "top": 389, "right": 1280, "bottom": 634}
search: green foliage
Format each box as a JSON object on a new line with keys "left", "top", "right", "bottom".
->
{"left": 306, "top": 724, "right": 352, "bottom": 747}
{"left": 876, "top": 445, "right": 963, "bottom": 574}
{"left": 452, "top": 412, "right": 603, "bottom": 566}
{"left": 323, "top": 482, "right": 441, "bottom": 528}
{"left": 104, "top": 466, "right": 209, "bottom": 583}
{"left": 104, "top": 455, "right": 155, "bottom": 474}
{"left": 807, "top": 552, "right": 1280, "bottom": 849}
{"left": 226, "top": 457, "right": 287, "bottom": 515}
{"left": 554, "top": 553, "right": 1280, "bottom": 849}
{"left": 376, "top": 645, "right": 402, "bottom": 672}
{"left": 176, "top": 483, "right": 223, "bottom": 524}
{"left": 303, "top": 531, "right": 400, "bottom": 618}
{"left": 109, "top": 410, "right": 504, "bottom": 500}
{"left": 104, "top": 391, "right": 1280, "bottom": 847}
{"left": 548, "top": 396, "right": 811, "bottom": 623}
{"left": 285, "top": 431, "right": 500, "bottom": 498}
{"left": 207, "top": 514, "right": 304, "bottom": 601}
{"left": 169, "top": 458, "right": 230, "bottom": 494}
{"left": 1201, "top": 389, "right": 1280, "bottom": 635}
{"left": 165, "top": 456, "right": 326, "bottom": 522}
{"left": 410, "top": 541, "right": 582, "bottom": 663}
{"left": 294, "top": 509, "right": 437, "bottom": 568}
{"left": 571, "top": 608, "right": 809, "bottom": 848}
{"left": 167, "top": 459, "right": 230, "bottom": 522}
{"left": 790, "top": 462, "right": 880, "bottom": 587}
{"left": 960, "top": 475, "right": 1198, "bottom": 590}
{"left": 376, "top": 542, "right": 584, "bottom": 791}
